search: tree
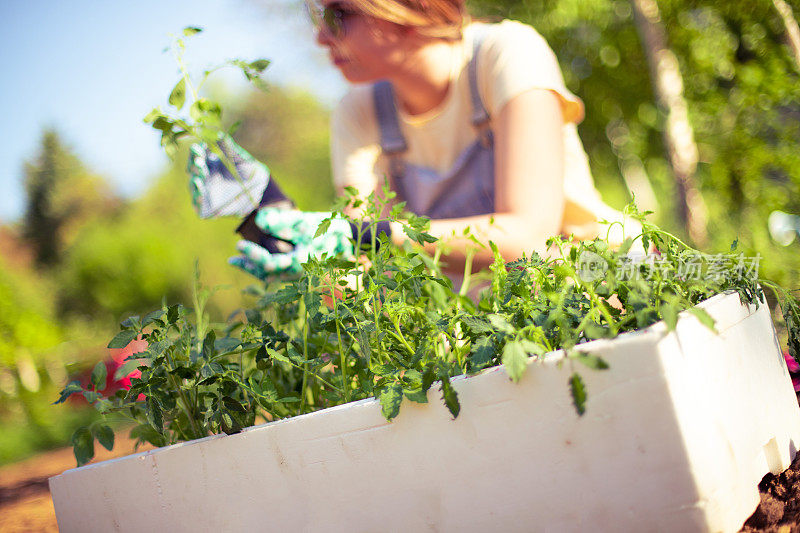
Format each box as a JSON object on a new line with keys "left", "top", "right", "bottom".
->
{"left": 631, "top": 0, "right": 707, "bottom": 245}
{"left": 772, "top": 0, "right": 800, "bottom": 68}
{"left": 22, "top": 129, "right": 118, "bottom": 268}
{"left": 467, "top": 0, "right": 800, "bottom": 287}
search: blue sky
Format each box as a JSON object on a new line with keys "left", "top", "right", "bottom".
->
{"left": 0, "top": 0, "right": 347, "bottom": 222}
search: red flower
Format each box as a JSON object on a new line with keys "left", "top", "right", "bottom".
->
{"left": 108, "top": 337, "right": 148, "bottom": 400}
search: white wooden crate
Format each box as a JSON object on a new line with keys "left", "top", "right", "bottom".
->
{"left": 49, "top": 292, "right": 800, "bottom": 532}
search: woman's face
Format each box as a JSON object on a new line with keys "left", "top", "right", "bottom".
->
{"left": 314, "top": 1, "right": 411, "bottom": 83}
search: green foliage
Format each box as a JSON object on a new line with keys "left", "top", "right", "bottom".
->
{"left": 3, "top": 27, "right": 335, "bottom": 464}
{"left": 142, "top": 26, "right": 271, "bottom": 164}
{"left": 0, "top": 256, "right": 101, "bottom": 465}
{"left": 55, "top": 156, "right": 252, "bottom": 321}
{"left": 59, "top": 190, "right": 800, "bottom": 466}
{"left": 22, "top": 129, "right": 118, "bottom": 268}
{"left": 466, "top": 0, "right": 800, "bottom": 288}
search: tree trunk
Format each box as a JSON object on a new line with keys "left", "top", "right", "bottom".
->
{"left": 773, "top": 0, "right": 800, "bottom": 69}
{"left": 630, "top": 0, "right": 707, "bottom": 246}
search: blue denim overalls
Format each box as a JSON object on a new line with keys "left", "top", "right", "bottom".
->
{"left": 373, "top": 31, "right": 495, "bottom": 220}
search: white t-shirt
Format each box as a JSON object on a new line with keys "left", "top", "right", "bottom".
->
{"left": 331, "top": 20, "right": 635, "bottom": 242}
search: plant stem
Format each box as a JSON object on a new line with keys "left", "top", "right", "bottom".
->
{"left": 391, "top": 319, "right": 416, "bottom": 357}
{"left": 299, "top": 304, "right": 310, "bottom": 416}
{"left": 331, "top": 284, "right": 351, "bottom": 403}
{"left": 164, "top": 350, "right": 203, "bottom": 440}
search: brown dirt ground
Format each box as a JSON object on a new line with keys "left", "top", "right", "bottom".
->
{"left": 0, "top": 433, "right": 798, "bottom": 531}
{"left": 0, "top": 435, "right": 150, "bottom": 532}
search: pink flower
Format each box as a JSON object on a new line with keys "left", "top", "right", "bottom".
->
{"left": 783, "top": 352, "right": 800, "bottom": 392}
{"left": 784, "top": 351, "right": 800, "bottom": 373}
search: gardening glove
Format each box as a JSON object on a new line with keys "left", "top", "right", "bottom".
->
{"left": 229, "top": 207, "right": 392, "bottom": 279}
{"left": 187, "top": 135, "right": 292, "bottom": 219}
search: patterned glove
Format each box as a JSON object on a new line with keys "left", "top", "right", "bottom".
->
{"left": 187, "top": 135, "right": 291, "bottom": 218}
{"left": 229, "top": 208, "right": 393, "bottom": 279}
{"left": 229, "top": 208, "right": 354, "bottom": 278}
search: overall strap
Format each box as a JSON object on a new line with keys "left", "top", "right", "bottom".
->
{"left": 373, "top": 25, "right": 491, "bottom": 160}
{"left": 373, "top": 80, "right": 408, "bottom": 155}
{"left": 468, "top": 26, "right": 490, "bottom": 128}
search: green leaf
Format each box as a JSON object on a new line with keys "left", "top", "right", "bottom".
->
{"left": 487, "top": 314, "right": 515, "bottom": 334}
{"left": 461, "top": 315, "right": 493, "bottom": 334}
{"left": 148, "top": 339, "right": 170, "bottom": 359}
{"left": 143, "top": 107, "right": 162, "bottom": 123}
{"left": 440, "top": 377, "right": 460, "bottom": 418}
{"left": 202, "top": 330, "right": 216, "bottom": 359}
{"left": 90, "top": 361, "right": 107, "bottom": 390}
{"left": 190, "top": 98, "right": 222, "bottom": 122}
{"left": 120, "top": 316, "right": 140, "bottom": 329}
{"left": 54, "top": 381, "right": 83, "bottom": 404}
{"left": 518, "top": 339, "right": 546, "bottom": 356}
{"left": 730, "top": 239, "right": 738, "bottom": 252}
{"left": 569, "top": 351, "right": 609, "bottom": 370}
{"left": 249, "top": 59, "right": 270, "bottom": 72}
{"left": 108, "top": 329, "right": 138, "bottom": 349}
{"left": 82, "top": 390, "right": 102, "bottom": 404}
{"left": 268, "top": 348, "right": 291, "bottom": 365}
{"left": 255, "top": 346, "right": 272, "bottom": 370}
{"left": 170, "top": 365, "right": 195, "bottom": 380}
{"left": 92, "top": 425, "right": 115, "bottom": 452}
{"left": 470, "top": 336, "right": 495, "bottom": 367}
{"left": 147, "top": 396, "right": 164, "bottom": 434}
{"left": 661, "top": 302, "right": 679, "bottom": 331}
{"left": 402, "top": 224, "right": 437, "bottom": 245}
{"left": 569, "top": 373, "right": 587, "bottom": 416}
{"left": 142, "top": 309, "right": 166, "bottom": 327}
{"left": 502, "top": 340, "right": 528, "bottom": 382}
{"left": 688, "top": 307, "right": 717, "bottom": 333}
{"left": 113, "top": 359, "right": 143, "bottom": 381}
{"left": 379, "top": 382, "right": 403, "bottom": 420}
{"left": 129, "top": 424, "right": 165, "bottom": 448}
{"left": 183, "top": 26, "right": 203, "bottom": 36}
{"left": 214, "top": 337, "right": 242, "bottom": 354}
{"left": 314, "top": 218, "right": 332, "bottom": 238}
{"left": 168, "top": 79, "right": 186, "bottom": 110}
{"left": 403, "top": 387, "right": 429, "bottom": 404}
{"left": 71, "top": 427, "right": 94, "bottom": 467}
{"left": 276, "top": 396, "right": 301, "bottom": 403}
{"left": 421, "top": 364, "right": 436, "bottom": 392}
{"left": 167, "top": 304, "right": 181, "bottom": 324}
{"left": 370, "top": 363, "right": 398, "bottom": 377}
{"left": 222, "top": 396, "right": 246, "bottom": 413}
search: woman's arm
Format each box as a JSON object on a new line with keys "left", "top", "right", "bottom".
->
{"left": 389, "top": 88, "right": 567, "bottom": 269}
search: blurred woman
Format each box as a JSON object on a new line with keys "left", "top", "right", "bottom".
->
{"left": 190, "top": 0, "right": 637, "bottom": 278}
{"left": 310, "top": 0, "right": 635, "bottom": 269}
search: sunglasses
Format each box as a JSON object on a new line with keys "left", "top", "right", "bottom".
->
{"left": 306, "top": 1, "right": 360, "bottom": 38}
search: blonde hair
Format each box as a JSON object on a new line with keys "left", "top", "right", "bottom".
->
{"left": 351, "top": 0, "right": 468, "bottom": 40}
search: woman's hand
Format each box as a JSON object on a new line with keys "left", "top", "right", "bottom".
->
{"left": 230, "top": 208, "right": 355, "bottom": 279}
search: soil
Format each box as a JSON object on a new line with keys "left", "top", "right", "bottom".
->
{"left": 0, "top": 435, "right": 150, "bottom": 532}
{"left": 742, "top": 451, "right": 800, "bottom": 533}
{"left": 0, "top": 432, "right": 798, "bottom": 531}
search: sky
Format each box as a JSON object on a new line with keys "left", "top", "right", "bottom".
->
{"left": 0, "top": 0, "right": 347, "bottom": 223}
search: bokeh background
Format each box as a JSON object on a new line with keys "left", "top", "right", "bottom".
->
{"left": 0, "top": 0, "right": 798, "bottom": 467}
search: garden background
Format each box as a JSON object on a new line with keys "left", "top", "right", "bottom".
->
{"left": 1, "top": 0, "right": 798, "bottom": 468}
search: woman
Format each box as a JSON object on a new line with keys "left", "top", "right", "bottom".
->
{"left": 190, "top": 0, "right": 635, "bottom": 279}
